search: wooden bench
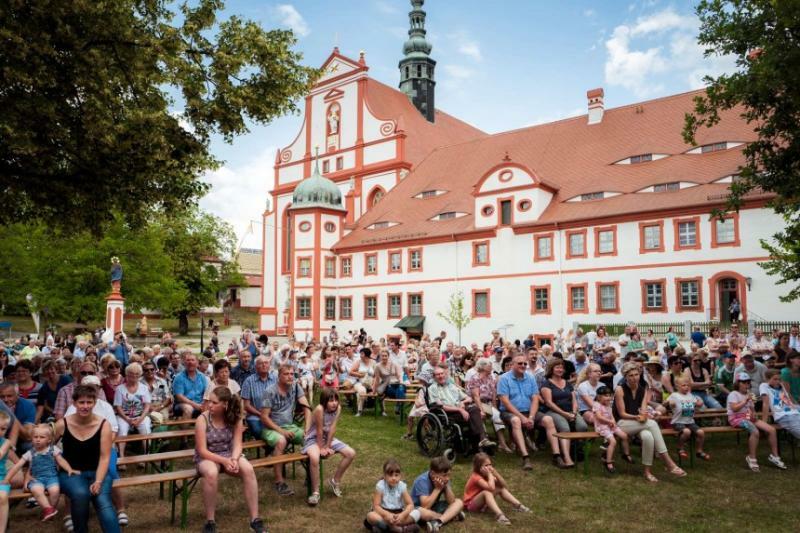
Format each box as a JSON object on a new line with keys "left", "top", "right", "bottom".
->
{"left": 10, "top": 451, "right": 313, "bottom": 529}
{"left": 383, "top": 398, "right": 416, "bottom": 424}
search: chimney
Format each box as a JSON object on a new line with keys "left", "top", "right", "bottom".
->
{"left": 587, "top": 88, "right": 604, "bottom": 125}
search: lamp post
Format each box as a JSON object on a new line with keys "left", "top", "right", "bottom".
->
{"left": 200, "top": 311, "right": 205, "bottom": 353}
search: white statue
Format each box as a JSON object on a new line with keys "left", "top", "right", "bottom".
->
{"left": 327, "top": 107, "right": 340, "bottom": 135}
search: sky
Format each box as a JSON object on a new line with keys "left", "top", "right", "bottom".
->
{"left": 198, "top": 0, "right": 737, "bottom": 249}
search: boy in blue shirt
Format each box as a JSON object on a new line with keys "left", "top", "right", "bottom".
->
{"left": 410, "top": 456, "right": 464, "bottom": 531}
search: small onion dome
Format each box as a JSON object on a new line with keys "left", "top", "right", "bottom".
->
{"left": 291, "top": 156, "right": 345, "bottom": 211}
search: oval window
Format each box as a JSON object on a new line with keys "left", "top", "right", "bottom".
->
{"left": 324, "top": 222, "right": 336, "bottom": 233}
{"left": 518, "top": 199, "right": 532, "bottom": 212}
{"left": 481, "top": 205, "right": 495, "bottom": 217}
{"left": 298, "top": 221, "right": 312, "bottom": 232}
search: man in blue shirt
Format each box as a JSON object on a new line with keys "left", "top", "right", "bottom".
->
{"left": 241, "top": 355, "right": 278, "bottom": 437}
{"left": 497, "top": 354, "right": 562, "bottom": 470}
{"left": 172, "top": 351, "right": 208, "bottom": 419}
{"left": 0, "top": 383, "right": 35, "bottom": 454}
{"left": 690, "top": 326, "right": 707, "bottom": 348}
{"left": 410, "top": 456, "right": 464, "bottom": 530}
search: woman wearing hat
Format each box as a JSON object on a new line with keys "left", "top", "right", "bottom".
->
{"left": 614, "top": 362, "right": 686, "bottom": 482}
{"left": 643, "top": 356, "right": 667, "bottom": 412}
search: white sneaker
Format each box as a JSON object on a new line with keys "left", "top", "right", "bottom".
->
{"left": 768, "top": 454, "right": 787, "bottom": 470}
{"left": 745, "top": 456, "right": 760, "bottom": 472}
{"left": 355, "top": 412, "right": 362, "bottom": 417}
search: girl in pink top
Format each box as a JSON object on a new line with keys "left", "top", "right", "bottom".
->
{"left": 592, "top": 386, "right": 632, "bottom": 473}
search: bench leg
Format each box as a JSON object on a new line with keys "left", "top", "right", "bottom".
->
{"left": 398, "top": 403, "right": 406, "bottom": 425}
{"left": 583, "top": 439, "right": 592, "bottom": 477}
{"left": 689, "top": 438, "right": 695, "bottom": 469}
{"left": 170, "top": 480, "right": 177, "bottom": 525}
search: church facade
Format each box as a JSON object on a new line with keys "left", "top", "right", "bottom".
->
{"left": 258, "top": 0, "right": 792, "bottom": 343}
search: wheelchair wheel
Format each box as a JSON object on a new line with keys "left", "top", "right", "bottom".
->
{"left": 416, "top": 413, "right": 445, "bottom": 457}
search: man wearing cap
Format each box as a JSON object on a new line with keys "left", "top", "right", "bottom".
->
{"left": 491, "top": 347, "right": 505, "bottom": 376}
{"left": 714, "top": 352, "right": 737, "bottom": 405}
{"left": 735, "top": 352, "right": 768, "bottom": 391}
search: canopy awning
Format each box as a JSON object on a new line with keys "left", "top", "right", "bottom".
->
{"left": 394, "top": 315, "right": 425, "bottom": 332}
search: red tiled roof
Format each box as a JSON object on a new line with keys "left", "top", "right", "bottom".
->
{"left": 244, "top": 275, "right": 262, "bottom": 287}
{"left": 364, "top": 79, "right": 487, "bottom": 165}
{"left": 335, "top": 89, "right": 759, "bottom": 250}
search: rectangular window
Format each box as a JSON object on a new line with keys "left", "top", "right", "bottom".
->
{"left": 409, "top": 248, "right": 422, "bottom": 271}
{"left": 531, "top": 286, "right": 550, "bottom": 314}
{"left": 298, "top": 257, "right": 311, "bottom": 278}
{"left": 701, "top": 142, "right": 727, "bottom": 153}
{"left": 408, "top": 293, "right": 423, "bottom": 315}
{"left": 365, "top": 253, "right": 377, "bottom": 275}
{"left": 639, "top": 221, "right": 664, "bottom": 253}
{"left": 594, "top": 226, "right": 616, "bottom": 256}
{"left": 364, "top": 296, "right": 377, "bottom": 319}
{"left": 324, "top": 297, "right": 336, "bottom": 320}
{"left": 335, "top": 156, "right": 343, "bottom": 170}
{"left": 296, "top": 297, "right": 311, "bottom": 319}
{"left": 630, "top": 153, "right": 653, "bottom": 164}
{"left": 570, "top": 286, "right": 586, "bottom": 312}
{"left": 388, "top": 294, "right": 401, "bottom": 318}
{"left": 534, "top": 234, "right": 553, "bottom": 261}
{"left": 644, "top": 282, "right": 664, "bottom": 310}
{"left": 597, "top": 283, "right": 619, "bottom": 313}
{"left": 389, "top": 251, "right": 402, "bottom": 273}
{"left": 653, "top": 182, "right": 680, "bottom": 193}
{"left": 472, "top": 290, "right": 490, "bottom": 317}
{"left": 339, "top": 297, "right": 352, "bottom": 320}
{"left": 680, "top": 280, "right": 699, "bottom": 308}
{"left": 340, "top": 256, "right": 352, "bottom": 277}
{"left": 420, "top": 190, "right": 437, "bottom": 199}
{"left": 473, "top": 241, "right": 489, "bottom": 266}
{"left": 567, "top": 230, "right": 587, "bottom": 258}
{"left": 322, "top": 160, "right": 330, "bottom": 173}
{"left": 500, "top": 200, "right": 512, "bottom": 225}
{"left": 324, "top": 257, "right": 336, "bottom": 278}
{"left": 581, "top": 192, "right": 604, "bottom": 201}
{"left": 678, "top": 221, "right": 696, "bottom": 247}
{"left": 715, "top": 218, "right": 735, "bottom": 244}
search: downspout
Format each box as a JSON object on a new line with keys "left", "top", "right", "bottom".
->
{"left": 555, "top": 222, "right": 565, "bottom": 331}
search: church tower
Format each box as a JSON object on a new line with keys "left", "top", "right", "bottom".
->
{"left": 399, "top": 0, "right": 436, "bottom": 122}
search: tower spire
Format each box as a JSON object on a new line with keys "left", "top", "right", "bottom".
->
{"left": 399, "top": 0, "right": 436, "bottom": 122}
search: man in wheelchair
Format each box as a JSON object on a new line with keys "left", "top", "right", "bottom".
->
{"left": 428, "top": 366, "right": 496, "bottom": 450}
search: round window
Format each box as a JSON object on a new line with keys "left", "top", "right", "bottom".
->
{"left": 481, "top": 205, "right": 495, "bottom": 217}
{"left": 324, "top": 222, "right": 336, "bottom": 233}
{"left": 518, "top": 199, "right": 532, "bottom": 212}
{"left": 298, "top": 221, "right": 312, "bottom": 232}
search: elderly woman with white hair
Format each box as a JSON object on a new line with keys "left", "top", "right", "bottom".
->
{"left": 468, "top": 358, "right": 511, "bottom": 452}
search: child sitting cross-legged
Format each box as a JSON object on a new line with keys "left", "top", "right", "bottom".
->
{"left": 462, "top": 452, "right": 529, "bottom": 526}
{"left": 364, "top": 458, "right": 421, "bottom": 532}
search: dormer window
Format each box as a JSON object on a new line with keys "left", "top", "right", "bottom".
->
{"left": 615, "top": 153, "right": 668, "bottom": 165}
{"left": 366, "top": 221, "right": 399, "bottom": 230}
{"left": 431, "top": 212, "right": 467, "bottom": 221}
{"left": 701, "top": 142, "right": 728, "bottom": 153}
{"left": 630, "top": 153, "right": 653, "bottom": 164}
{"left": 653, "top": 182, "right": 680, "bottom": 193}
{"left": 581, "top": 192, "right": 604, "bottom": 201}
{"left": 414, "top": 190, "right": 447, "bottom": 199}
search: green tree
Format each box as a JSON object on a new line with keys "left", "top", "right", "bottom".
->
{"left": 437, "top": 291, "right": 471, "bottom": 345}
{"left": 160, "top": 207, "right": 243, "bottom": 334}
{"left": 0, "top": 0, "right": 316, "bottom": 233}
{"left": 684, "top": 0, "right": 800, "bottom": 300}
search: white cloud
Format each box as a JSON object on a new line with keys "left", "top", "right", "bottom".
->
{"left": 604, "top": 8, "right": 737, "bottom": 97}
{"left": 374, "top": 0, "right": 400, "bottom": 15}
{"left": 274, "top": 4, "right": 309, "bottom": 37}
{"left": 458, "top": 41, "right": 482, "bottom": 62}
{"left": 446, "top": 31, "right": 482, "bottom": 62}
{"left": 199, "top": 147, "right": 277, "bottom": 250}
{"left": 443, "top": 65, "right": 475, "bottom": 80}
{"left": 584, "top": 9, "right": 596, "bottom": 17}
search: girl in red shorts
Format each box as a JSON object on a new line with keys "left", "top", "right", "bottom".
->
{"left": 462, "top": 453, "right": 529, "bottom": 526}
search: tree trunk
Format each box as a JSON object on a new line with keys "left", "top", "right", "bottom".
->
{"left": 178, "top": 311, "right": 189, "bottom": 336}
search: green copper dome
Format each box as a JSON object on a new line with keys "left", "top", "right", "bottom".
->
{"left": 291, "top": 157, "right": 344, "bottom": 211}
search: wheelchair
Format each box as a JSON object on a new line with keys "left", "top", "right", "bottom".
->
{"left": 415, "top": 385, "right": 493, "bottom": 462}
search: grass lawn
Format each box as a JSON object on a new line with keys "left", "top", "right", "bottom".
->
{"left": 7, "top": 407, "right": 799, "bottom": 532}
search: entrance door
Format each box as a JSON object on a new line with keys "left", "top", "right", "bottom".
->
{"left": 719, "top": 278, "right": 738, "bottom": 323}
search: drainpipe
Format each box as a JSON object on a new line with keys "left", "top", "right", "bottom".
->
{"left": 555, "top": 222, "right": 565, "bottom": 331}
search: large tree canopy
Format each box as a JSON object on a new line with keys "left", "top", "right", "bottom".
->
{"left": 684, "top": 0, "right": 800, "bottom": 300}
{"left": 0, "top": 0, "right": 316, "bottom": 232}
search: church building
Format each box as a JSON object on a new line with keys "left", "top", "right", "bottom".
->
{"left": 258, "top": 0, "right": 791, "bottom": 343}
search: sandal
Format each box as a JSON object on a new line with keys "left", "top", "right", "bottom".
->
{"left": 678, "top": 448, "right": 688, "bottom": 459}
{"left": 496, "top": 514, "right": 512, "bottom": 526}
{"left": 644, "top": 472, "right": 659, "bottom": 483}
{"left": 696, "top": 451, "right": 711, "bottom": 461}
{"left": 667, "top": 466, "right": 687, "bottom": 477}
{"left": 603, "top": 461, "right": 616, "bottom": 474}
{"left": 622, "top": 454, "right": 635, "bottom": 464}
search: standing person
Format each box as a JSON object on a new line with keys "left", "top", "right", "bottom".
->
{"left": 614, "top": 362, "right": 686, "bottom": 482}
{"left": 230, "top": 350, "right": 255, "bottom": 387}
{"left": 303, "top": 388, "right": 356, "bottom": 506}
{"left": 113, "top": 363, "right": 151, "bottom": 463}
{"left": 195, "top": 387, "right": 266, "bottom": 533}
{"left": 53, "top": 385, "right": 120, "bottom": 533}
{"left": 172, "top": 352, "right": 208, "bottom": 419}
{"left": 727, "top": 373, "right": 786, "bottom": 472}
{"left": 665, "top": 327, "right": 680, "bottom": 352}
{"left": 261, "top": 364, "right": 311, "bottom": 497}
{"left": 462, "top": 452, "right": 529, "bottom": 525}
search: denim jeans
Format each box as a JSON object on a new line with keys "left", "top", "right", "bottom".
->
{"left": 693, "top": 391, "right": 722, "bottom": 409}
{"left": 58, "top": 470, "right": 120, "bottom": 533}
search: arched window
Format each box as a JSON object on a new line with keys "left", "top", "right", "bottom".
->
{"left": 368, "top": 186, "right": 385, "bottom": 208}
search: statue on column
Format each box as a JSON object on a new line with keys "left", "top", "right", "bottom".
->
{"left": 110, "top": 256, "right": 123, "bottom": 293}
{"left": 327, "top": 106, "right": 340, "bottom": 135}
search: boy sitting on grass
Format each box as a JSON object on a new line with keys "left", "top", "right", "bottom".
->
{"left": 410, "top": 456, "right": 464, "bottom": 531}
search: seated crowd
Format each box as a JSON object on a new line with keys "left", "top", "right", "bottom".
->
{"left": 0, "top": 321, "right": 798, "bottom": 532}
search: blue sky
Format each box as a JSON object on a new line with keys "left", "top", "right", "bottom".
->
{"left": 199, "top": 0, "right": 736, "bottom": 248}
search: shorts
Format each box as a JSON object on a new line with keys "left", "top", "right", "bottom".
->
{"left": 731, "top": 419, "right": 758, "bottom": 434}
{"left": 466, "top": 498, "right": 487, "bottom": 513}
{"left": 673, "top": 422, "right": 701, "bottom": 435}
{"left": 173, "top": 403, "right": 201, "bottom": 419}
{"left": 28, "top": 475, "right": 59, "bottom": 491}
{"left": 302, "top": 437, "right": 347, "bottom": 454}
{"left": 500, "top": 410, "right": 544, "bottom": 427}
{"left": 262, "top": 424, "right": 304, "bottom": 448}
{"left": 0, "top": 484, "right": 9, "bottom": 494}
